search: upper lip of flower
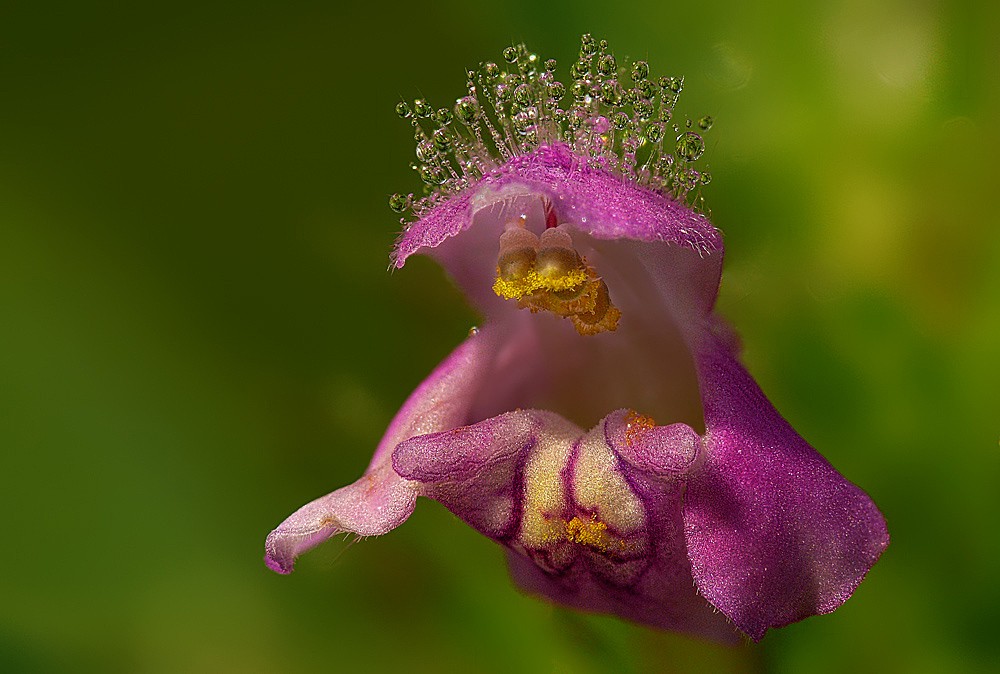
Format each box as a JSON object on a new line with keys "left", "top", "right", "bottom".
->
{"left": 265, "top": 38, "right": 888, "bottom": 644}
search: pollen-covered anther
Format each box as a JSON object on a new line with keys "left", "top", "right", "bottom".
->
{"left": 624, "top": 410, "right": 656, "bottom": 447}
{"left": 534, "top": 228, "right": 587, "bottom": 292}
{"left": 493, "top": 224, "right": 621, "bottom": 335}
{"left": 493, "top": 225, "right": 541, "bottom": 299}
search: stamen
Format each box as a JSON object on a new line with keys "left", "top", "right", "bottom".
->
{"left": 497, "top": 225, "right": 539, "bottom": 285}
{"left": 535, "top": 228, "right": 584, "bottom": 288}
{"left": 492, "top": 222, "right": 621, "bottom": 335}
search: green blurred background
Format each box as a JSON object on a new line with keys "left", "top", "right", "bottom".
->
{"left": 2, "top": 1, "right": 997, "bottom": 672}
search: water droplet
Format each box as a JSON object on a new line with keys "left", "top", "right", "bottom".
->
{"left": 419, "top": 165, "right": 447, "bottom": 186}
{"left": 600, "top": 79, "right": 621, "bottom": 105}
{"left": 455, "top": 96, "right": 480, "bottom": 123}
{"left": 613, "top": 111, "right": 630, "bottom": 130}
{"left": 545, "top": 58, "right": 558, "bottom": 72}
{"left": 416, "top": 139, "right": 436, "bottom": 162}
{"left": 395, "top": 101, "right": 411, "bottom": 118}
{"left": 699, "top": 171, "right": 713, "bottom": 185}
{"left": 503, "top": 46, "right": 518, "bottom": 63}
{"left": 698, "top": 115, "right": 714, "bottom": 131}
{"left": 413, "top": 99, "right": 432, "bottom": 118}
{"left": 483, "top": 61, "right": 500, "bottom": 81}
{"left": 548, "top": 81, "right": 566, "bottom": 100}
{"left": 597, "top": 54, "right": 617, "bottom": 77}
{"left": 580, "top": 34, "right": 598, "bottom": 56}
{"left": 570, "top": 60, "right": 589, "bottom": 80}
{"left": 645, "top": 122, "right": 663, "bottom": 143}
{"left": 514, "top": 84, "right": 532, "bottom": 106}
{"left": 631, "top": 60, "right": 649, "bottom": 81}
{"left": 634, "top": 98, "right": 654, "bottom": 121}
{"left": 676, "top": 131, "right": 705, "bottom": 162}
{"left": 433, "top": 108, "right": 453, "bottom": 125}
{"left": 432, "top": 128, "right": 452, "bottom": 152}
{"left": 637, "top": 80, "right": 656, "bottom": 100}
{"left": 388, "top": 193, "right": 409, "bottom": 213}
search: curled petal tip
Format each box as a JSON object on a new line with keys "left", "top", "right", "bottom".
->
{"left": 264, "top": 547, "right": 293, "bottom": 575}
{"left": 264, "top": 517, "right": 342, "bottom": 575}
{"left": 263, "top": 466, "right": 419, "bottom": 575}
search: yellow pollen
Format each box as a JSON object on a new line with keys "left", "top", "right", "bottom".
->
{"left": 564, "top": 515, "right": 610, "bottom": 551}
{"left": 493, "top": 265, "right": 620, "bottom": 335}
{"left": 493, "top": 225, "right": 621, "bottom": 335}
{"left": 492, "top": 267, "right": 589, "bottom": 300}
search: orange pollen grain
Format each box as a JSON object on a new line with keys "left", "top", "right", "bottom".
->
{"left": 624, "top": 411, "right": 656, "bottom": 447}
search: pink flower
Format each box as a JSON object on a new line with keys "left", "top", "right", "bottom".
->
{"left": 265, "top": 37, "right": 888, "bottom": 642}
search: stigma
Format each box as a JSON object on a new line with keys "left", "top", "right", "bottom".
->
{"left": 492, "top": 216, "right": 621, "bottom": 335}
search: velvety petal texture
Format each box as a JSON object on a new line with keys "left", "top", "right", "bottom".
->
{"left": 683, "top": 337, "right": 890, "bottom": 640}
{"left": 394, "top": 408, "right": 737, "bottom": 642}
{"left": 266, "top": 135, "right": 887, "bottom": 641}
{"left": 392, "top": 144, "right": 721, "bottom": 270}
{"left": 266, "top": 326, "right": 500, "bottom": 574}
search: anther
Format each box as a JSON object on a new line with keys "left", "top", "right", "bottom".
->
{"left": 492, "top": 213, "right": 620, "bottom": 335}
{"left": 497, "top": 227, "right": 539, "bottom": 281}
{"left": 536, "top": 227, "right": 586, "bottom": 290}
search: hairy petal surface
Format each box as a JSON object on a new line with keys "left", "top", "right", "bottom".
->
{"left": 683, "top": 336, "right": 890, "bottom": 640}
{"left": 393, "top": 144, "right": 721, "bottom": 270}
{"left": 264, "top": 463, "right": 416, "bottom": 575}
{"left": 265, "top": 327, "right": 501, "bottom": 574}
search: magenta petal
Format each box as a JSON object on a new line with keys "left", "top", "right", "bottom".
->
{"left": 393, "top": 410, "right": 579, "bottom": 539}
{"left": 264, "top": 463, "right": 416, "bottom": 574}
{"left": 393, "top": 144, "right": 721, "bottom": 270}
{"left": 683, "top": 337, "right": 890, "bottom": 640}
{"left": 604, "top": 409, "right": 703, "bottom": 476}
{"left": 266, "top": 327, "right": 503, "bottom": 574}
{"left": 397, "top": 146, "right": 725, "bottom": 319}
{"left": 396, "top": 409, "right": 739, "bottom": 642}
{"left": 392, "top": 410, "right": 567, "bottom": 483}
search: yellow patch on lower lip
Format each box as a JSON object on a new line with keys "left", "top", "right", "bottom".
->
{"left": 564, "top": 515, "right": 611, "bottom": 551}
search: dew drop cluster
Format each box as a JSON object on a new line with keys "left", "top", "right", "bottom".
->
{"left": 390, "top": 35, "right": 714, "bottom": 221}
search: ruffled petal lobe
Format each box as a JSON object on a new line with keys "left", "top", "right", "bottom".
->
{"left": 683, "top": 336, "right": 890, "bottom": 640}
